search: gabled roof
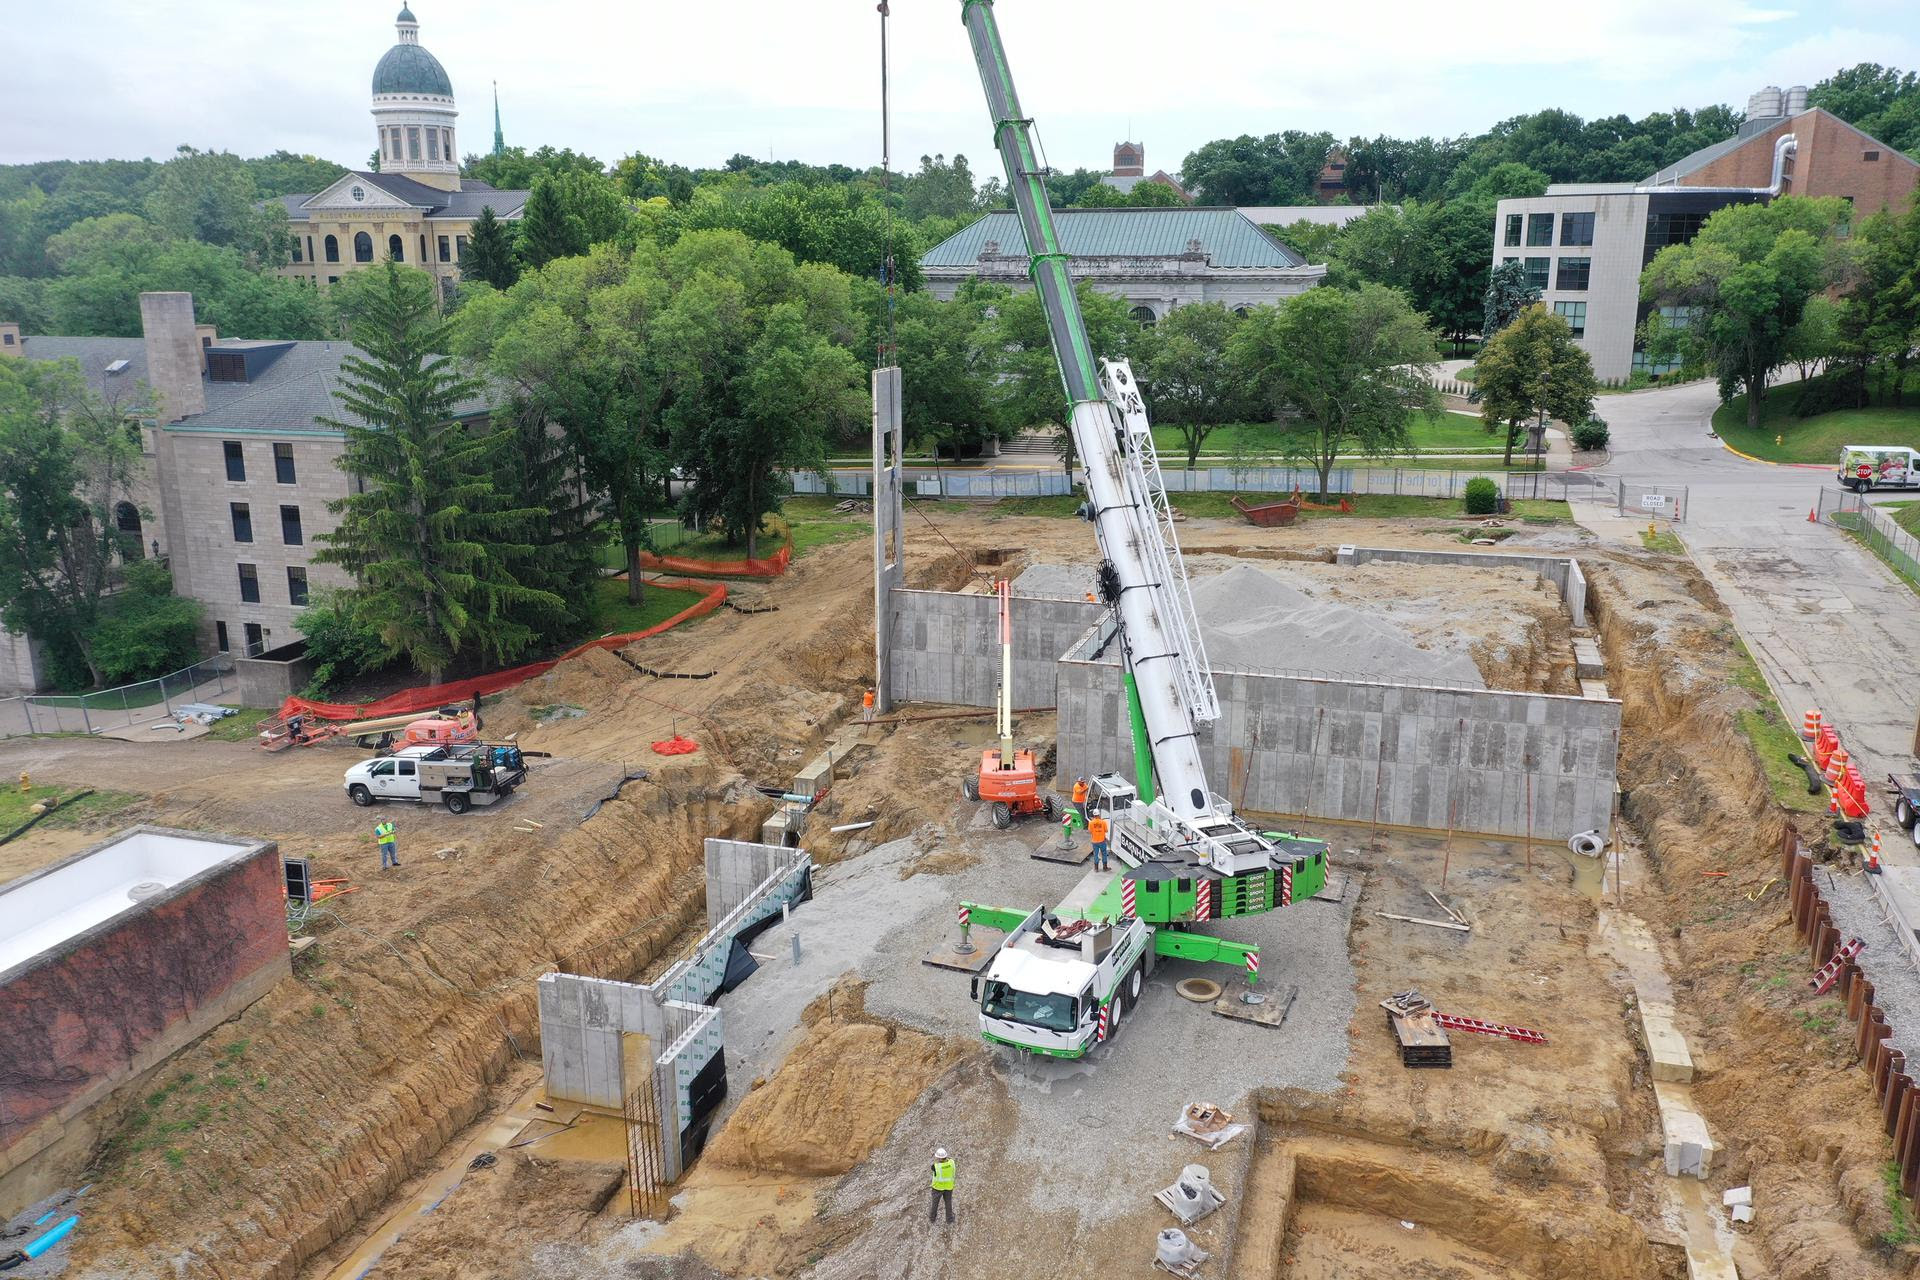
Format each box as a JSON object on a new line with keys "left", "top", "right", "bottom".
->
{"left": 1645, "top": 106, "right": 1920, "bottom": 186}
{"left": 282, "top": 172, "right": 529, "bottom": 221}
{"left": 920, "top": 207, "right": 1306, "bottom": 270}
{"left": 18, "top": 336, "right": 489, "bottom": 435}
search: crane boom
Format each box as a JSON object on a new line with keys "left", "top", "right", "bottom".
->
{"left": 960, "top": 0, "right": 1218, "bottom": 821}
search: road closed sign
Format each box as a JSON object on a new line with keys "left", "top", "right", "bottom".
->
{"left": 1640, "top": 494, "right": 1669, "bottom": 511}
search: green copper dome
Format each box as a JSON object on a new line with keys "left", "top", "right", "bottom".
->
{"left": 373, "top": 41, "right": 452, "bottom": 96}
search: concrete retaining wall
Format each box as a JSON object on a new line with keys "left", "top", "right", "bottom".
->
{"left": 1335, "top": 545, "right": 1588, "bottom": 628}
{"left": 233, "top": 645, "right": 316, "bottom": 710}
{"left": 538, "top": 839, "right": 812, "bottom": 1182}
{"left": 1057, "top": 622, "right": 1618, "bottom": 840}
{"left": 885, "top": 588, "right": 1101, "bottom": 709}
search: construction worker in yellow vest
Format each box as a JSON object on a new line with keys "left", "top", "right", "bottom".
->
{"left": 374, "top": 819, "right": 399, "bottom": 869}
{"left": 928, "top": 1146, "right": 955, "bottom": 1224}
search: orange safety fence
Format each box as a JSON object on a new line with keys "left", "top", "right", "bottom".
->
{"left": 637, "top": 538, "right": 792, "bottom": 579}
{"left": 276, "top": 575, "right": 727, "bottom": 724}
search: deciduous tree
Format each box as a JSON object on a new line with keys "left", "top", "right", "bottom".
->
{"left": 1132, "top": 303, "right": 1254, "bottom": 468}
{"left": 1474, "top": 304, "right": 1597, "bottom": 466}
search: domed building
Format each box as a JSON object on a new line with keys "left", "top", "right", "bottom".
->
{"left": 276, "top": 6, "right": 527, "bottom": 297}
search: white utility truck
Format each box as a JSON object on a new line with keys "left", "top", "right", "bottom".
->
{"left": 1838, "top": 445, "right": 1920, "bottom": 492}
{"left": 344, "top": 742, "right": 527, "bottom": 813}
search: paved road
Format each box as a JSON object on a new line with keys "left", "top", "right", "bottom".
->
{"left": 1595, "top": 381, "right": 1920, "bottom": 794}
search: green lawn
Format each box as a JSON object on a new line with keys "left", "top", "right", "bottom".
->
{"left": 202, "top": 708, "right": 275, "bottom": 742}
{"left": 600, "top": 501, "right": 865, "bottom": 570}
{"left": 31, "top": 683, "right": 174, "bottom": 711}
{"left": 592, "top": 579, "right": 713, "bottom": 635}
{"left": 1640, "top": 526, "right": 1685, "bottom": 555}
{"left": 1151, "top": 412, "right": 1506, "bottom": 462}
{"left": 988, "top": 492, "right": 1570, "bottom": 524}
{"left": 1713, "top": 379, "right": 1920, "bottom": 463}
{"left": 1725, "top": 635, "right": 1826, "bottom": 814}
{"left": 0, "top": 784, "right": 143, "bottom": 832}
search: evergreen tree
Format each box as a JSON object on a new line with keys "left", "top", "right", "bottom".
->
{"left": 313, "top": 263, "right": 565, "bottom": 680}
{"left": 1483, "top": 258, "right": 1539, "bottom": 339}
{"left": 462, "top": 205, "right": 519, "bottom": 289}
{"left": 517, "top": 174, "right": 584, "bottom": 270}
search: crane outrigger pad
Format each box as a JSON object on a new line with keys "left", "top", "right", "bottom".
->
{"left": 1210, "top": 982, "right": 1297, "bottom": 1030}
{"left": 922, "top": 931, "right": 1001, "bottom": 974}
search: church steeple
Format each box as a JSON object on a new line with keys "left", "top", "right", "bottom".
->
{"left": 492, "top": 81, "right": 505, "bottom": 157}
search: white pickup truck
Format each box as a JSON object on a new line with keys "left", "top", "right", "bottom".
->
{"left": 344, "top": 743, "right": 527, "bottom": 813}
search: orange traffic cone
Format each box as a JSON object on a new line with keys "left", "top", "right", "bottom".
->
{"left": 1802, "top": 709, "right": 1822, "bottom": 742}
{"left": 1829, "top": 795, "right": 1841, "bottom": 818}
{"left": 1870, "top": 831, "right": 1884, "bottom": 873}
{"left": 1808, "top": 506, "right": 1818, "bottom": 523}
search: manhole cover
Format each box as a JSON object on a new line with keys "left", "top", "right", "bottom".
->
{"left": 1176, "top": 978, "right": 1222, "bottom": 1003}
{"left": 127, "top": 881, "right": 167, "bottom": 902}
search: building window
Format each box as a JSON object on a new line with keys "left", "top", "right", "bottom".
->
{"left": 114, "top": 502, "right": 143, "bottom": 560}
{"left": 1865, "top": 149, "right": 1880, "bottom": 162}
{"left": 230, "top": 502, "right": 253, "bottom": 543}
{"left": 328, "top": 276, "right": 339, "bottom": 286}
{"left": 324, "top": 234, "right": 340, "bottom": 263}
{"left": 243, "top": 622, "right": 263, "bottom": 654}
{"left": 1555, "top": 257, "right": 1591, "bottom": 291}
{"left": 390, "top": 126, "right": 402, "bottom": 158}
{"left": 223, "top": 440, "right": 245, "bottom": 481}
{"left": 408, "top": 126, "right": 421, "bottom": 161}
{"left": 280, "top": 505, "right": 303, "bottom": 545}
{"left": 238, "top": 563, "right": 260, "bottom": 604}
{"left": 1560, "top": 212, "right": 1595, "bottom": 246}
{"left": 455, "top": 234, "right": 468, "bottom": 260}
{"left": 215, "top": 621, "right": 229, "bottom": 653}
{"left": 1128, "top": 305, "right": 1157, "bottom": 328}
{"left": 442, "top": 129, "right": 453, "bottom": 159}
{"left": 1526, "top": 213, "right": 1553, "bottom": 247}
{"left": 291, "top": 238, "right": 302, "bottom": 263}
{"left": 1552, "top": 301, "right": 1587, "bottom": 338}
{"left": 438, "top": 235, "right": 451, "bottom": 262}
{"left": 1523, "top": 257, "right": 1550, "bottom": 291}
{"left": 287, "top": 567, "right": 309, "bottom": 607}
{"left": 388, "top": 233, "right": 404, "bottom": 262}
{"left": 274, "top": 442, "right": 296, "bottom": 484}
{"left": 1504, "top": 214, "right": 1522, "bottom": 247}
{"left": 208, "top": 351, "right": 248, "bottom": 383}
{"left": 1646, "top": 210, "right": 1711, "bottom": 249}
{"left": 354, "top": 232, "right": 374, "bottom": 263}
{"left": 427, "top": 129, "right": 441, "bottom": 162}
{"left": 350, "top": 185, "right": 365, "bottom": 203}
{"left": 306, "top": 236, "right": 315, "bottom": 263}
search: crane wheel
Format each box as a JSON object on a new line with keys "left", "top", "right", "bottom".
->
{"left": 962, "top": 777, "right": 980, "bottom": 802}
{"left": 1175, "top": 978, "right": 1222, "bottom": 1003}
{"left": 991, "top": 802, "right": 1013, "bottom": 829}
{"left": 1043, "top": 794, "right": 1060, "bottom": 820}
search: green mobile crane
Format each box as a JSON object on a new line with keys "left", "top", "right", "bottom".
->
{"left": 953, "top": 0, "right": 1330, "bottom": 1059}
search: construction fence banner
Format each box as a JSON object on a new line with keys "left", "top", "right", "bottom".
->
{"left": 638, "top": 538, "right": 792, "bottom": 579}
{"left": 276, "top": 575, "right": 726, "bottom": 724}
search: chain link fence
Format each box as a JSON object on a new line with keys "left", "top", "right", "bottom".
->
{"left": 0, "top": 655, "right": 236, "bottom": 740}
{"left": 1819, "top": 488, "right": 1920, "bottom": 581}
{"left": 1561, "top": 474, "right": 1689, "bottom": 522}
{"left": 798, "top": 465, "right": 1592, "bottom": 502}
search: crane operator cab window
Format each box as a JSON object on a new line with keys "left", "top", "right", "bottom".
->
{"left": 981, "top": 981, "right": 1080, "bottom": 1032}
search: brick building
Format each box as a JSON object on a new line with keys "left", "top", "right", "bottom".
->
{"left": 1491, "top": 86, "right": 1920, "bottom": 382}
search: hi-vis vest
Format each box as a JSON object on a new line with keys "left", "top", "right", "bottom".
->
{"left": 1088, "top": 816, "right": 1109, "bottom": 844}
{"left": 931, "top": 1158, "right": 956, "bottom": 1191}
{"left": 375, "top": 821, "right": 396, "bottom": 845}
{"left": 1072, "top": 780, "right": 1088, "bottom": 805}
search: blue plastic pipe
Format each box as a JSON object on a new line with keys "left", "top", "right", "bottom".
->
{"left": 22, "top": 1215, "right": 77, "bottom": 1259}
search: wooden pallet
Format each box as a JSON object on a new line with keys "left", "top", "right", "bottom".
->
{"left": 1387, "top": 1009, "right": 1452, "bottom": 1068}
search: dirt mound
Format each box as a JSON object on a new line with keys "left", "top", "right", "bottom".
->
{"left": 365, "top": 1148, "right": 624, "bottom": 1279}
{"left": 704, "top": 978, "right": 964, "bottom": 1178}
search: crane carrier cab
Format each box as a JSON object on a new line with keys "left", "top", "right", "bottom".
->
{"left": 971, "top": 908, "right": 1153, "bottom": 1057}
{"left": 344, "top": 742, "right": 527, "bottom": 813}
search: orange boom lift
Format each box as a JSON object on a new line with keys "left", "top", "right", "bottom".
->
{"left": 962, "top": 580, "right": 1059, "bottom": 829}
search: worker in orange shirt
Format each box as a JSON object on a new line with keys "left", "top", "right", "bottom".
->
{"left": 862, "top": 688, "right": 876, "bottom": 724}
{"left": 1071, "top": 777, "right": 1089, "bottom": 825}
{"left": 1088, "top": 812, "right": 1111, "bottom": 871}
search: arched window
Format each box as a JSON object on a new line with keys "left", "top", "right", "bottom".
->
{"left": 1128, "top": 305, "right": 1157, "bottom": 329}
{"left": 324, "top": 235, "right": 340, "bottom": 263}
{"left": 388, "top": 234, "right": 404, "bottom": 262}
{"left": 354, "top": 232, "right": 374, "bottom": 263}
{"left": 1233, "top": 307, "right": 1250, "bottom": 318}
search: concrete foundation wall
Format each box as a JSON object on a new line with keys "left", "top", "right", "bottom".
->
{"left": 539, "top": 840, "right": 812, "bottom": 1183}
{"left": 886, "top": 589, "right": 1101, "bottom": 709}
{"left": 233, "top": 647, "right": 316, "bottom": 709}
{"left": 1058, "top": 623, "right": 1618, "bottom": 840}
{"left": 1336, "top": 545, "right": 1587, "bottom": 627}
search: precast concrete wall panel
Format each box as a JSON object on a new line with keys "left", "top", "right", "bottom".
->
{"left": 886, "top": 589, "right": 1101, "bottom": 709}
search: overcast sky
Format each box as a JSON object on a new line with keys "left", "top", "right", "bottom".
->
{"left": 5, "top": 0, "right": 1917, "bottom": 178}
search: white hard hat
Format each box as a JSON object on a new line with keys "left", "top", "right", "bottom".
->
{"left": 934, "top": 1147, "right": 949, "bottom": 1160}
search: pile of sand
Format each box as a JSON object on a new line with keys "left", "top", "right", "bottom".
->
{"left": 1189, "top": 563, "right": 1485, "bottom": 686}
{"left": 703, "top": 979, "right": 964, "bottom": 1178}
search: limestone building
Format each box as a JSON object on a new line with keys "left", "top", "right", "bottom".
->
{"left": 920, "top": 207, "right": 1325, "bottom": 326}
{"left": 275, "top": 6, "right": 528, "bottom": 299}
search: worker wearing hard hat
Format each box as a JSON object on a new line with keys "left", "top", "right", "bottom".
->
{"left": 1071, "top": 777, "right": 1089, "bottom": 825}
{"left": 929, "top": 1146, "right": 956, "bottom": 1224}
{"left": 1088, "top": 813, "right": 1111, "bottom": 871}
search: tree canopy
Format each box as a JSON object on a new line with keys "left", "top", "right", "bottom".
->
{"left": 1474, "top": 304, "right": 1597, "bottom": 465}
